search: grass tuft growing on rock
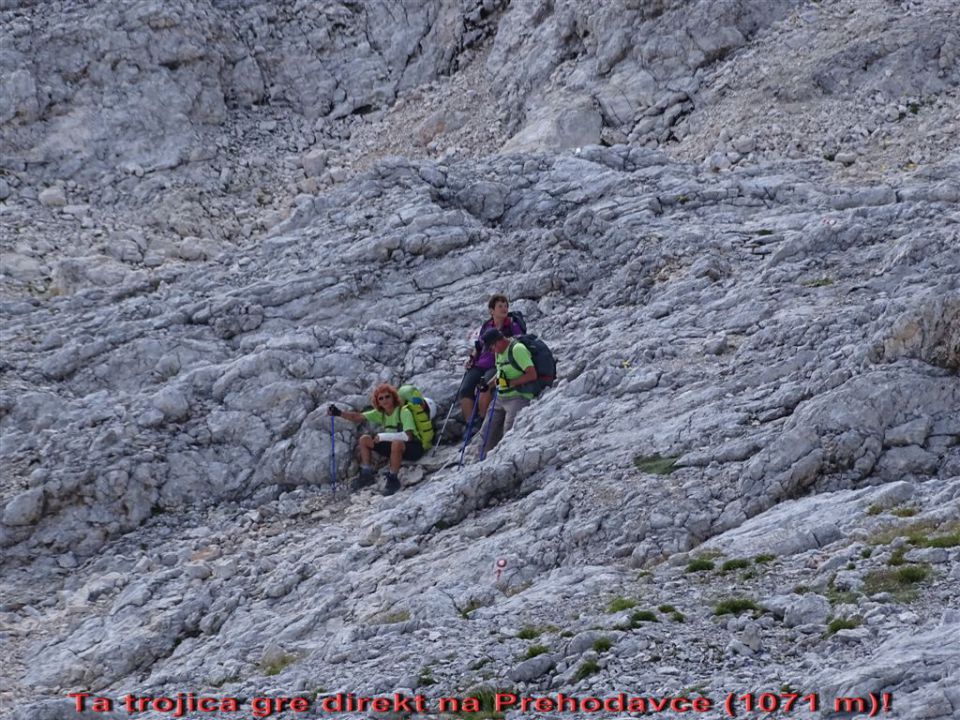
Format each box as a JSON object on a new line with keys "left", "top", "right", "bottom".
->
{"left": 714, "top": 598, "right": 759, "bottom": 616}
{"left": 455, "top": 686, "right": 515, "bottom": 720}
{"left": 373, "top": 609, "right": 410, "bottom": 624}
{"left": 593, "top": 637, "right": 613, "bottom": 653}
{"left": 524, "top": 644, "right": 549, "bottom": 659}
{"left": 607, "top": 596, "right": 637, "bottom": 613}
{"left": 262, "top": 653, "right": 299, "bottom": 676}
{"left": 633, "top": 454, "right": 679, "bottom": 475}
{"left": 720, "top": 558, "right": 751, "bottom": 572}
{"left": 573, "top": 660, "right": 600, "bottom": 682}
{"left": 753, "top": 553, "right": 776, "bottom": 564}
{"left": 628, "top": 610, "right": 658, "bottom": 626}
{"left": 888, "top": 547, "right": 906, "bottom": 566}
{"left": 825, "top": 617, "right": 861, "bottom": 636}
{"left": 863, "top": 564, "right": 931, "bottom": 601}
{"left": 516, "top": 626, "right": 548, "bottom": 640}
{"left": 686, "top": 558, "right": 715, "bottom": 573}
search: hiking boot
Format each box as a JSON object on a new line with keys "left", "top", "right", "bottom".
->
{"left": 350, "top": 467, "right": 376, "bottom": 492}
{"left": 383, "top": 472, "right": 401, "bottom": 496}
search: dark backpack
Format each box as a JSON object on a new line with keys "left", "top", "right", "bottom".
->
{"left": 507, "top": 310, "right": 527, "bottom": 334}
{"left": 505, "top": 334, "right": 557, "bottom": 397}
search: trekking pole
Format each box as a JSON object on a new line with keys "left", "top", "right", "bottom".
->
{"left": 457, "top": 386, "right": 483, "bottom": 469}
{"left": 478, "top": 386, "right": 499, "bottom": 462}
{"left": 433, "top": 400, "right": 458, "bottom": 454}
{"left": 329, "top": 415, "right": 337, "bottom": 496}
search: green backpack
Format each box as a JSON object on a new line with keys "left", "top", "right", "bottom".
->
{"left": 397, "top": 384, "right": 435, "bottom": 447}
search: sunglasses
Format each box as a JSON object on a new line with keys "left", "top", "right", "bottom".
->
{"left": 377, "top": 395, "right": 393, "bottom": 401}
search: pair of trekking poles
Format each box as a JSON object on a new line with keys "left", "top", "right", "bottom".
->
{"left": 327, "top": 385, "right": 498, "bottom": 493}
{"left": 433, "top": 384, "right": 498, "bottom": 469}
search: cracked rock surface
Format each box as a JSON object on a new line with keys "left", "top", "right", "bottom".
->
{"left": 1, "top": 0, "right": 959, "bottom": 718}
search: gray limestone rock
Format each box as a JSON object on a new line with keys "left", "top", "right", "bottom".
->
{"left": 783, "top": 594, "right": 831, "bottom": 628}
{"left": 3, "top": 488, "right": 44, "bottom": 526}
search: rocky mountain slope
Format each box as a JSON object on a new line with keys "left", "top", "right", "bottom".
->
{"left": 1, "top": 1, "right": 959, "bottom": 719}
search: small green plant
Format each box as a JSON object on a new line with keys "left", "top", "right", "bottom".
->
{"left": 754, "top": 554, "right": 776, "bottom": 564}
{"left": 846, "top": 562, "right": 856, "bottom": 570}
{"left": 455, "top": 686, "right": 515, "bottom": 720}
{"left": 891, "top": 507, "right": 919, "bottom": 518}
{"left": 262, "top": 653, "right": 298, "bottom": 676}
{"left": 741, "top": 569, "right": 757, "bottom": 580}
{"left": 658, "top": 604, "right": 677, "bottom": 613}
{"left": 714, "top": 598, "right": 759, "bottom": 616}
{"left": 825, "top": 587, "right": 859, "bottom": 605}
{"left": 418, "top": 668, "right": 437, "bottom": 686}
{"left": 863, "top": 564, "right": 931, "bottom": 601}
{"left": 516, "top": 626, "right": 541, "bottom": 640}
{"left": 686, "top": 558, "right": 715, "bottom": 573}
{"left": 460, "top": 600, "right": 485, "bottom": 619}
{"left": 926, "top": 533, "right": 960, "bottom": 548}
{"left": 559, "top": 630, "right": 575, "bottom": 638}
{"left": 374, "top": 609, "right": 411, "bottom": 624}
{"left": 593, "top": 637, "right": 613, "bottom": 653}
{"left": 793, "top": 584, "right": 810, "bottom": 594}
{"left": 867, "top": 518, "right": 941, "bottom": 546}
{"left": 524, "top": 644, "right": 549, "bottom": 659}
{"left": 888, "top": 547, "right": 907, "bottom": 566}
{"left": 670, "top": 611, "right": 686, "bottom": 623}
{"left": 628, "top": 610, "right": 658, "bottom": 627}
{"left": 866, "top": 504, "right": 884, "bottom": 516}
{"left": 633, "top": 454, "right": 679, "bottom": 475}
{"left": 677, "top": 195, "right": 690, "bottom": 204}
{"left": 607, "top": 596, "right": 637, "bottom": 613}
{"left": 802, "top": 277, "right": 833, "bottom": 288}
{"left": 897, "top": 565, "right": 929, "bottom": 583}
{"left": 908, "top": 102, "right": 920, "bottom": 114}
{"left": 755, "top": 228, "right": 774, "bottom": 236}
{"left": 573, "top": 660, "right": 600, "bottom": 682}
{"left": 825, "top": 617, "right": 862, "bottom": 636}
{"left": 721, "top": 559, "right": 750, "bottom": 572}
{"left": 861, "top": 548, "right": 873, "bottom": 559}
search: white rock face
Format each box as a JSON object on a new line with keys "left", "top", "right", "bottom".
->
{"left": 1, "top": 0, "right": 959, "bottom": 718}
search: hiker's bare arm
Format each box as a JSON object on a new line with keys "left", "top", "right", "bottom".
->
{"left": 339, "top": 410, "right": 366, "bottom": 424}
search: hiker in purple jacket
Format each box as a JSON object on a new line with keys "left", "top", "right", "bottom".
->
{"left": 457, "top": 294, "right": 524, "bottom": 423}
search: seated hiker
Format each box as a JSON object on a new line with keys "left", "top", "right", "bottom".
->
{"left": 327, "top": 383, "right": 424, "bottom": 496}
{"left": 458, "top": 294, "right": 524, "bottom": 424}
{"left": 480, "top": 328, "right": 538, "bottom": 455}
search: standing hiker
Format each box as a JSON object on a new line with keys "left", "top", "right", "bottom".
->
{"left": 327, "top": 383, "right": 424, "bottom": 496}
{"left": 480, "top": 328, "right": 538, "bottom": 455}
{"left": 457, "top": 294, "right": 524, "bottom": 424}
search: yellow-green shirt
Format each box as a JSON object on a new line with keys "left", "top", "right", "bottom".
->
{"left": 362, "top": 406, "right": 418, "bottom": 439}
{"left": 495, "top": 340, "right": 535, "bottom": 399}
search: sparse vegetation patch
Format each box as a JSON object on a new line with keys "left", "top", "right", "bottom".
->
{"left": 633, "top": 454, "right": 680, "bottom": 475}
{"left": 714, "top": 598, "right": 759, "bottom": 616}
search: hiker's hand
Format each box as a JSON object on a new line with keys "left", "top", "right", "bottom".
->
{"left": 464, "top": 357, "right": 474, "bottom": 369}
{"left": 497, "top": 377, "right": 508, "bottom": 391}
{"left": 327, "top": 404, "right": 341, "bottom": 417}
